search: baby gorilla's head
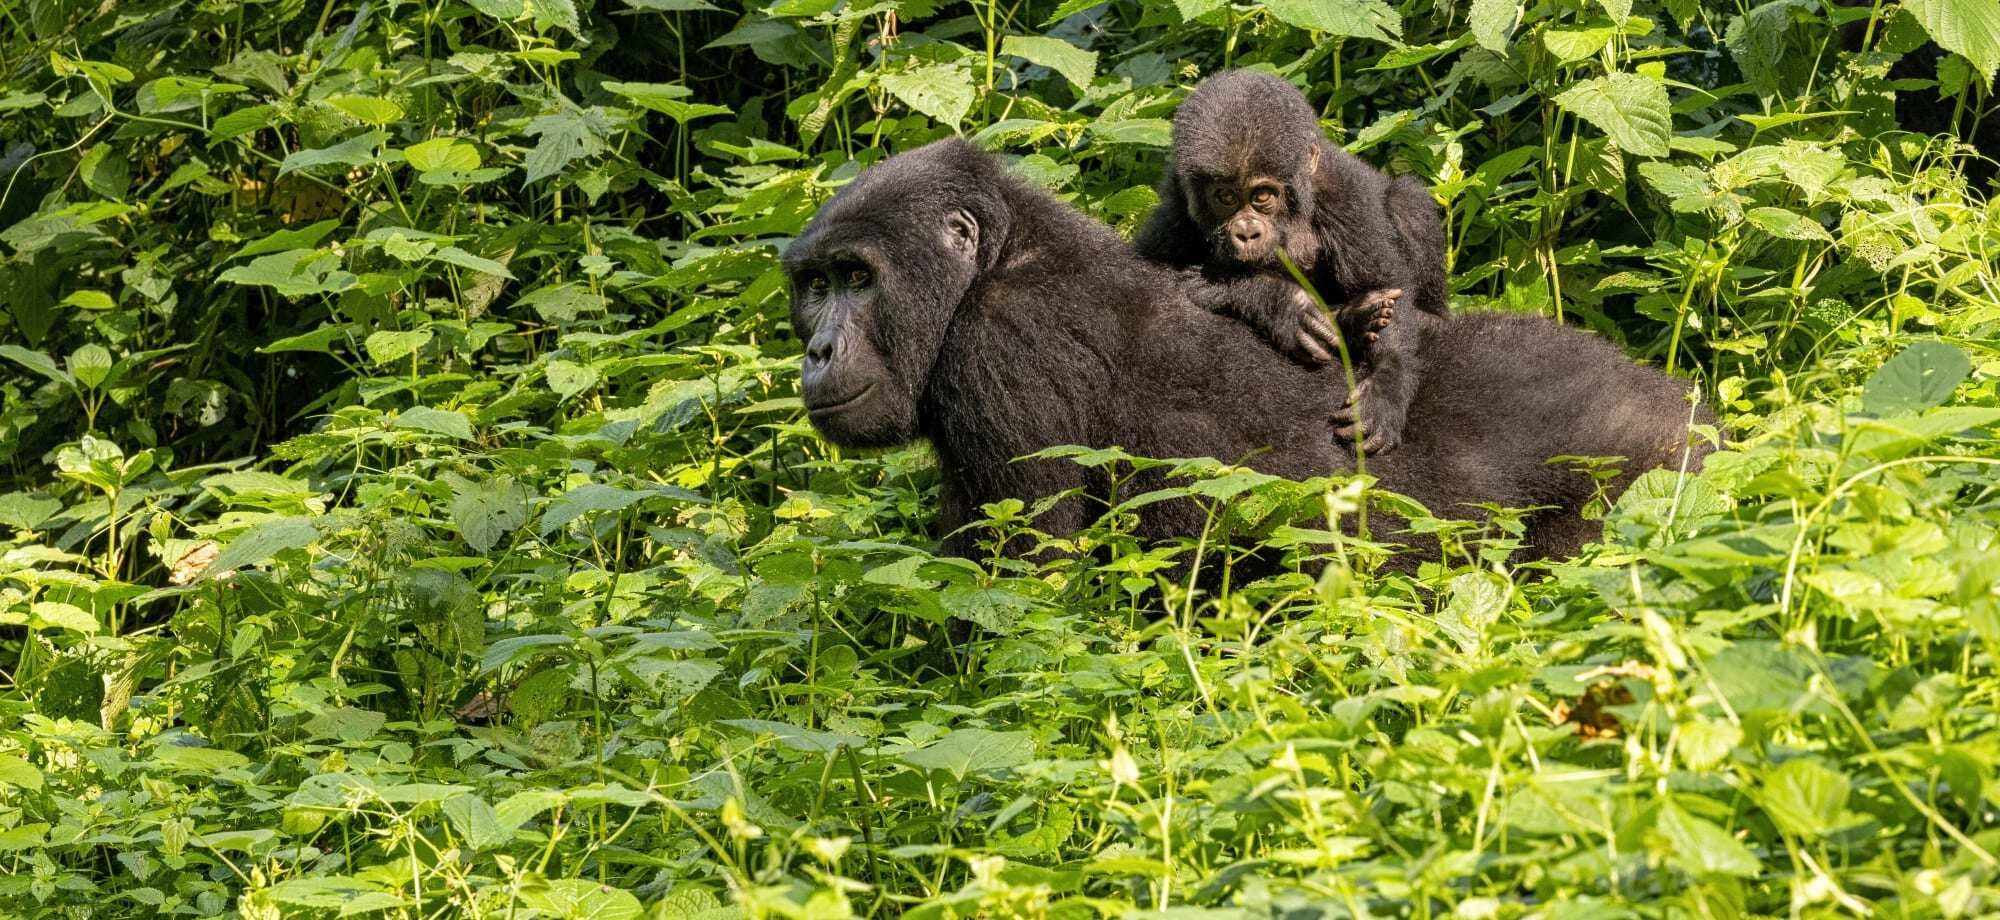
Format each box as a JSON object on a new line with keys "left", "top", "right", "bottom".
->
{"left": 1168, "top": 71, "right": 1325, "bottom": 269}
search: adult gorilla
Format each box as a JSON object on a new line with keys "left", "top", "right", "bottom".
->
{"left": 783, "top": 138, "right": 1710, "bottom": 564}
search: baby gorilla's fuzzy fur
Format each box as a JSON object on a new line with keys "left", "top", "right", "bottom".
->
{"left": 785, "top": 138, "right": 1710, "bottom": 572}
{"left": 1136, "top": 70, "right": 1449, "bottom": 454}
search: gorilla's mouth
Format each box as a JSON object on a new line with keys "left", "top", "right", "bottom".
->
{"left": 806, "top": 383, "right": 877, "bottom": 415}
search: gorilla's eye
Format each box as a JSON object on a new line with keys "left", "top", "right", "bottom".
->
{"left": 804, "top": 274, "right": 830, "bottom": 296}
{"left": 845, "top": 267, "right": 873, "bottom": 289}
{"left": 1250, "top": 188, "right": 1276, "bottom": 207}
{"left": 1212, "top": 187, "right": 1237, "bottom": 208}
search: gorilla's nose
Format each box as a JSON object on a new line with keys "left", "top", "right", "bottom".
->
{"left": 804, "top": 328, "right": 841, "bottom": 371}
{"left": 1230, "top": 220, "right": 1263, "bottom": 245}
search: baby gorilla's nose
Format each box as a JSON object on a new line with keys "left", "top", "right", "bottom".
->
{"left": 1229, "top": 217, "right": 1263, "bottom": 245}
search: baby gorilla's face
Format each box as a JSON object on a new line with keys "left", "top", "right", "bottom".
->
{"left": 1187, "top": 173, "right": 1303, "bottom": 268}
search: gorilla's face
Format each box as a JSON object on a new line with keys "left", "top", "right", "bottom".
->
{"left": 1183, "top": 170, "right": 1313, "bottom": 266}
{"left": 785, "top": 148, "right": 997, "bottom": 447}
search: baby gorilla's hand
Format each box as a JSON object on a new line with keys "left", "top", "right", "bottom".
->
{"left": 1239, "top": 275, "right": 1340, "bottom": 366}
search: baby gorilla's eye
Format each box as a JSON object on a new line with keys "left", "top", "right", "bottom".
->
{"left": 1250, "top": 188, "right": 1276, "bottom": 206}
{"left": 805, "top": 274, "right": 830, "bottom": 295}
{"left": 845, "top": 267, "right": 873, "bottom": 289}
{"left": 1211, "top": 187, "right": 1237, "bottom": 207}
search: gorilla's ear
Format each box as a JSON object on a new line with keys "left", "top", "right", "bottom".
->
{"left": 944, "top": 208, "right": 980, "bottom": 260}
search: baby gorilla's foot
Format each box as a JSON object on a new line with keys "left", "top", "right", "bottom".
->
{"left": 1336, "top": 287, "right": 1402, "bottom": 351}
{"left": 1331, "top": 376, "right": 1408, "bottom": 454}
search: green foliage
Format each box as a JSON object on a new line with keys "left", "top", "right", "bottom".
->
{"left": 0, "top": 0, "right": 1997, "bottom": 917}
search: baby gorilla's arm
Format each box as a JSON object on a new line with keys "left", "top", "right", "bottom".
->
{"left": 1331, "top": 288, "right": 1421, "bottom": 454}
{"left": 1181, "top": 271, "right": 1342, "bottom": 366}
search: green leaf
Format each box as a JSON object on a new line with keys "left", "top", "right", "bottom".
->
{"left": 229, "top": 219, "right": 343, "bottom": 262}
{"left": 405, "top": 138, "right": 482, "bottom": 172}
{"left": 1042, "top": 0, "right": 1107, "bottom": 26}
{"left": 1002, "top": 36, "right": 1098, "bottom": 90}
{"left": 540, "top": 482, "right": 646, "bottom": 534}
{"left": 29, "top": 601, "right": 97, "bottom": 633}
{"left": 432, "top": 245, "right": 515, "bottom": 279}
{"left": 880, "top": 63, "right": 976, "bottom": 127}
{"left": 899, "top": 728, "right": 1035, "bottom": 780}
{"left": 79, "top": 145, "right": 130, "bottom": 199}
{"left": 1544, "top": 24, "right": 1619, "bottom": 62}
{"left": 395, "top": 406, "right": 474, "bottom": 440}
{"left": 443, "top": 795, "right": 514, "bottom": 850}
{"left": 150, "top": 744, "right": 252, "bottom": 772}
{"left": 62, "top": 290, "right": 115, "bottom": 310}
{"left": 719, "top": 719, "right": 865, "bottom": 753}
{"left": 303, "top": 706, "right": 386, "bottom": 742}
{"left": 0, "top": 344, "right": 73, "bottom": 388}
{"left": 278, "top": 130, "right": 387, "bottom": 176}
{"left": 449, "top": 474, "right": 532, "bottom": 553}
{"left": 218, "top": 249, "right": 359, "bottom": 297}
{"left": 1553, "top": 72, "right": 1672, "bottom": 158}
{"left": 516, "top": 283, "right": 606, "bottom": 322}
{"left": 67, "top": 344, "right": 112, "bottom": 390}
{"left": 207, "top": 517, "right": 319, "bottom": 576}
{"left": 326, "top": 93, "right": 404, "bottom": 125}
{"left": 1655, "top": 800, "right": 1761, "bottom": 877}
{"left": 0, "top": 753, "right": 45, "bottom": 790}
{"left": 0, "top": 492, "right": 62, "bottom": 530}
{"left": 1259, "top": 0, "right": 1400, "bottom": 41}
{"left": 519, "top": 880, "right": 642, "bottom": 920}
{"left": 1758, "top": 758, "right": 1854, "bottom": 837}
{"left": 1862, "top": 341, "right": 1971, "bottom": 416}
{"left": 1906, "top": 0, "right": 2000, "bottom": 81}
{"left": 1744, "top": 206, "right": 1833, "bottom": 241}
{"left": 602, "top": 82, "right": 731, "bottom": 124}
{"left": 526, "top": 0, "right": 583, "bottom": 35}
{"left": 1469, "top": 0, "right": 1520, "bottom": 52}
{"left": 546, "top": 358, "right": 599, "bottom": 397}
{"left": 364, "top": 329, "right": 435, "bottom": 365}
{"left": 522, "top": 108, "right": 609, "bottom": 185}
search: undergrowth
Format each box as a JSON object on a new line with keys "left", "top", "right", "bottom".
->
{"left": 1, "top": 0, "right": 1998, "bottom": 916}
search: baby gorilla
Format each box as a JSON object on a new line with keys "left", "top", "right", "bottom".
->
{"left": 1135, "top": 70, "right": 1448, "bottom": 453}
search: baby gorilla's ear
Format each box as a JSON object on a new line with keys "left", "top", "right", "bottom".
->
{"left": 945, "top": 209, "right": 980, "bottom": 260}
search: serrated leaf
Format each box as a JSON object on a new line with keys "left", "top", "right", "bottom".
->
{"left": 1744, "top": 206, "right": 1833, "bottom": 241}
{"left": 1469, "top": 0, "right": 1520, "bottom": 52}
{"left": 516, "top": 283, "right": 606, "bottom": 322}
{"left": 1906, "top": 0, "right": 2000, "bottom": 81}
{"left": 206, "top": 516, "right": 320, "bottom": 576}
{"left": 546, "top": 358, "right": 599, "bottom": 397}
{"left": 521, "top": 109, "right": 609, "bottom": 185}
{"left": 432, "top": 246, "right": 515, "bottom": 279}
{"left": 1544, "top": 24, "right": 1618, "bottom": 62}
{"left": 450, "top": 475, "right": 532, "bottom": 553}
{"left": 1656, "top": 800, "right": 1761, "bottom": 877}
{"left": 540, "top": 482, "right": 646, "bottom": 534}
{"left": 1758, "top": 758, "right": 1854, "bottom": 837}
{"left": 229, "top": 220, "right": 343, "bottom": 262}
{"left": 67, "top": 344, "right": 112, "bottom": 389}
{"left": 326, "top": 94, "right": 403, "bottom": 125}
{"left": 404, "top": 138, "right": 481, "bottom": 172}
{"left": 151, "top": 745, "right": 252, "bottom": 772}
{"left": 1002, "top": 36, "right": 1098, "bottom": 90}
{"left": 62, "top": 290, "right": 115, "bottom": 310}
{"left": 278, "top": 131, "right": 387, "bottom": 176}
{"left": 1553, "top": 72, "right": 1671, "bottom": 158}
{"left": 30, "top": 601, "right": 97, "bottom": 633}
{"left": 602, "top": 82, "right": 732, "bottom": 124}
{"left": 526, "top": 0, "right": 583, "bottom": 35}
{"left": 395, "top": 406, "right": 474, "bottom": 440}
{"left": 364, "top": 329, "right": 434, "bottom": 366}
{"left": 1862, "top": 341, "right": 1971, "bottom": 416}
{"left": 218, "top": 249, "right": 359, "bottom": 297}
{"left": 899, "top": 728, "right": 1035, "bottom": 780}
{"left": 880, "top": 63, "right": 976, "bottom": 127}
{"left": 442, "top": 795, "right": 513, "bottom": 850}
{"left": 719, "top": 719, "right": 864, "bottom": 753}
{"left": 1260, "top": 0, "right": 1400, "bottom": 41}
{"left": 520, "top": 880, "right": 642, "bottom": 920}
{"left": 0, "top": 345, "right": 72, "bottom": 388}
{"left": 1042, "top": 0, "right": 1106, "bottom": 25}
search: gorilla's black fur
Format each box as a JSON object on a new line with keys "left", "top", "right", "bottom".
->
{"left": 1135, "top": 71, "right": 1450, "bottom": 454}
{"left": 785, "top": 139, "right": 1710, "bottom": 567}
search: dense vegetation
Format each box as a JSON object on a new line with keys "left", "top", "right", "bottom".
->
{"left": 1, "top": 0, "right": 1998, "bottom": 915}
